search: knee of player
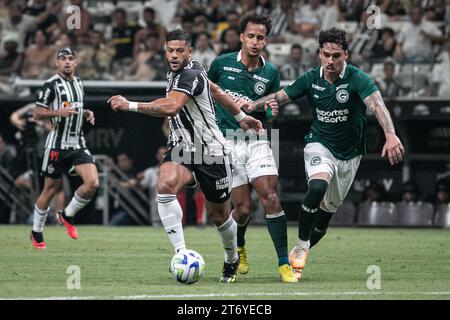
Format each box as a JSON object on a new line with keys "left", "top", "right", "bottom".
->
{"left": 259, "top": 189, "right": 279, "bottom": 209}
{"left": 307, "top": 179, "right": 329, "bottom": 198}
{"left": 235, "top": 201, "right": 252, "bottom": 217}
{"left": 85, "top": 178, "right": 99, "bottom": 193}
{"left": 208, "top": 209, "right": 228, "bottom": 226}
{"left": 43, "top": 184, "right": 60, "bottom": 197}
{"left": 157, "top": 178, "right": 178, "bottom": 194}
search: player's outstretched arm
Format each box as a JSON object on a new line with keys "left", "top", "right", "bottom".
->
{"left": 107, "top": 91, "right": 187, "bottom": 117}
{"left": 209, "top": 81, "right": 263, "bottom": 133}
{"left": 363, "top": 90, "right": 405, "bottom": 165}
{"left": 253, "top": 89, "right": 291, "bottom": 109}
{"left": 33, "top": 105, "right": 78, "bottom": 120}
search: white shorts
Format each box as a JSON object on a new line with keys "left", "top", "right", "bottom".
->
{"left": 304, "top": 142, "right": 361, "bottom": 212}
{"left": 230, "top": 139, "right": 278, "bottom": 188}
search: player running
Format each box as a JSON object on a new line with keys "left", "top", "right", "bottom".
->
{"left": 208, "top": 13, "right": 297, "bottom": 283}
{"left": 108, "top": 29, "right": 263, "bottom": 283}
{"left": 250, "top": 28, "right": 405, "bottom": 278}
{"left": 30, "top": 47, "right": 98, "bottom": 249}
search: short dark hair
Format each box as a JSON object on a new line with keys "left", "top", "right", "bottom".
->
{"left": 113, "top": 8, "right": 127, "bottom": 16}
{"left": 381, "top": 27, "right": 395, "bottom": 37}
{"left": 144, "top": 7, "right": 155, "bottom": 16}
{"left": 239, "top": 13, "right": 272, "bottom": 36}
{"left": 291, "top": 44, "right": 303, "bottom": 51}
{"left": 319, "top": 28, "right": 348, "bottom": 51}
{"left": 166, "top": 29, "right": 192, "bottom": 46}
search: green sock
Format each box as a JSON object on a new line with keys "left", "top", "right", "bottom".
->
{"left": 266, "top": 213, "right": 289, "bottom": 266}
{"left": 236, "top": 217, "right": 251, "bottom": 247}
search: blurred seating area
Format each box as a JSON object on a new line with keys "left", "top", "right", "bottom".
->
{"left": 0, "top": 0, "right": 450, "bottom": 96}
{"left": 330, "top": 200, "right": 450, "bottom": 228}
{"left": 329, "top": 178, "right": 450, "bottom": 227}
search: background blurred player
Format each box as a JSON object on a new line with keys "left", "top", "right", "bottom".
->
{"left": 208, "top": 13, "right": 297, "bottom": 283}
{"left": 251, "top": 28, "right": 405, "bottom": 278}
{"left": 108, "top": 29, "right": 263, "bottom": 283}
{"left": 30, "top": 47, "right": 98, "bottom": 249}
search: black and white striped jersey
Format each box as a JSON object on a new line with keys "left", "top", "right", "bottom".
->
{"left": 36, "top": 74, "right": 87, "bottom": 150}
{"left": 166, "top": 60, "right": 229, "bottom": 156}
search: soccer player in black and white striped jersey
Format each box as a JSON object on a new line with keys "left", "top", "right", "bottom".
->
{"left": 29, "top": 47, "right": 99, "bottom": 249}
{"left": 108, "top": 30, "right": 263, "bottom": 283}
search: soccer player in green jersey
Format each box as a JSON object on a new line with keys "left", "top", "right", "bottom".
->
{"left": 250, "top": 28, "right": 405, "bottom": 279}
{"left": 208, "top": 13, "right": 297, "bottom": 283}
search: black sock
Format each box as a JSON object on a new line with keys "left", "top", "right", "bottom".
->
{"left": 237, "top": 217, "right": 251, "bottom": 247}
{"left": 298, "top": 179, "right": 328, "bottom": 241}
{"left": 310, "top": 208, "right": 333, "bottom": 248}
{"left": 60, "top": 210, "right": 74, "bottom": 225}
{"left": 31, "top": 230, "right": 44, "bottom": 243}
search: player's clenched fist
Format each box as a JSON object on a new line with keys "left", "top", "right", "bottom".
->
{"left": 107, "top": 95, "right": 130, "bottom": 112}
{"left": 265, "top": 98, "right": 278, "bottom": 117}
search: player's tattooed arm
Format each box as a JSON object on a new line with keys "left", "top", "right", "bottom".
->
{"left": 108, "top": 91, "right": 187, "bottom": 117}
{"left": 364, "top": 91, "right": 395, "bottom": 134}
{"left": 364, "top": 90, "right": 405, "bottom": 165}
{"left": 250, "top": 89, "right": 291, "bottom": 113}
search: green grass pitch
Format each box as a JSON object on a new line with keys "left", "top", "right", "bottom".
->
{"left": 1, "top": 225, "right": 450, "bottom": 300}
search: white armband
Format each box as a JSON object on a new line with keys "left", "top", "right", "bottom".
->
{"left": 233, "top": 110, "right": 246, "bottom": 122}
{"left": 129, "top": 101, "right": 138, "bottom": 112}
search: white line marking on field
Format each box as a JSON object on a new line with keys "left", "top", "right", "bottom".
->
{"left": 2, "top": 291, "right": 450, "bottom": 300}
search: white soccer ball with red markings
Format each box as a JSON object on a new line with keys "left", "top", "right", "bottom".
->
{"left": 170, "top": 249, "right": 205, "bottom": 284}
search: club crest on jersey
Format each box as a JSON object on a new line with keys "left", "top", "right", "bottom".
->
{"left": 47, "top": 164, "right": 55, "bottom": 174}
{"left": 336, "top": 89, "right": 349, "bottom": 103}
{"left": 254, "top": 81, "right": 265, "bottom": 95}
{"left": 310, "top": 156, "right": 321, "bottom": 166}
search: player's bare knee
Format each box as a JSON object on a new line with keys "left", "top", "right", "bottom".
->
{"left": 84, "top": 179, "right": 99, "bottom": 196}
{"left": 207, "top": 204, "right": 229, "bottom": 226}
{"left": 208, "top": 210, "right": 226, "bottom": 226}
{"left": 235, "top": 201, "right": 252, "bottom": 219}
{"left": 157, "top": 178, "right": 179, "bottom": 194}
{"left": 42, "top": 183, "right": 60, "bottom": 198}
{"left": 259, "top": 190, "right": 279, "bottom": 211}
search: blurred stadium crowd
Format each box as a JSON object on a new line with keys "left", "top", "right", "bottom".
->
{"left": 0, "top": 0, "right": 450, "bottom": 97}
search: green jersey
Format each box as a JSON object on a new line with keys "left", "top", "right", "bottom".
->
{"left": 284, "top": 63, "right": 379, "bottom": 160}
{"left": 207, "top": 51, "right": 280, "bottom": 137}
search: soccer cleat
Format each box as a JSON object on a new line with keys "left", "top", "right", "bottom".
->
{"left": 278, "top": 264, "right": 298, "bottom": 283}
{"left": 292, "top": 268, "right": 302, "bottom": 279}
{"left": 30, "top": 231, "right": 46, "bottom": 250}
{"left": 289, "top": 246, "right": 309, "bottom": 279}
{"left": 58, "top": 210, "right": 78, "bottom": 239}
{"left": 237, "top": 246, "right": 249, "bottom": 274}
{"left": 219, "top": 257, "right": 240, "bottom": 283}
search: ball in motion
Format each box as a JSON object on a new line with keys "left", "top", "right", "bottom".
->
{"left": 170, "top": 249, "right": 205, "bottom": 284}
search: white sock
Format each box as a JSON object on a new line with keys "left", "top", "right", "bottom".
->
{"left": 157, "top": 193, "right": 186, "bottom": 253}
{"left": 32, "top": 205, "right": 49, "bottom": 233}
{"left": 65, "top": 191, "right": 90, "bottom": 217}
{"left": 297, "top": 239, "right": 311, "bottom": 251}
{"left": 215, "top": 214, "right": 238, "bottom": 263}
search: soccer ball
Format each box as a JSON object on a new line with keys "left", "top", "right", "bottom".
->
{"left": 170, "top": 249, "right": 205, "bottom": 284}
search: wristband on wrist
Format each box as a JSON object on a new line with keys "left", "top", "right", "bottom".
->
{"left": 129, "top": 102, "right": 138, "bottom": 112}
{"left": 233, "top": 110, "right": 246, "bottom": 122}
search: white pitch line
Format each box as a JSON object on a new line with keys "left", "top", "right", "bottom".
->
{"left": 2, "top": 291, "right": 450, "bottom": 300}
